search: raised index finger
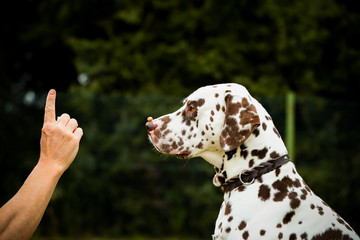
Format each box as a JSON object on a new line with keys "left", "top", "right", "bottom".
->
{"left": 44, "top": 89, "right": 56, "bottom": 123}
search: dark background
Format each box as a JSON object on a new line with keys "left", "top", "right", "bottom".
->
{"left": 0, "top": 0, "right": 359, "bottom": 238}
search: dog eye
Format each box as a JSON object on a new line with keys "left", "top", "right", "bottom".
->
{"left": 188, "top": 105, "right": 197, "bottom": 113}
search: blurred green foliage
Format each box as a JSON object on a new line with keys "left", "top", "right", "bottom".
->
{"left": 1, "top": 0, "right": 360, "bottom": 238}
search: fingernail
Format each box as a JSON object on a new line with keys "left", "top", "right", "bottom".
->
{"left": 50, "top": 89, "right": 56, "bottom": 95}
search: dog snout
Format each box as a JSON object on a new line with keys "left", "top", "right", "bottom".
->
{"left": 146, "top": 117, "right": 157, "bottom": 132}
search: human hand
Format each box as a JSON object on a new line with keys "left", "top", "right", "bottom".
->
{"left": 39, "top": 90, "right": 83, "bottom": 175}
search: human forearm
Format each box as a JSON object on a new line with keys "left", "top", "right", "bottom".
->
{"left": 0, "top": 159, "right": 62, "bottom": 240}
{"left": 0, "top": 89, "right": 82, "bottom": 239}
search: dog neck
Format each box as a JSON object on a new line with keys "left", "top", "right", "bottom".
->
{"left": 211, "top": 108, "right": 289, "bottom": 186}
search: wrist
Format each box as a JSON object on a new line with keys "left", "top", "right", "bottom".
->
{"left": 36, "top": 157, "right": 65, "bottom": 180}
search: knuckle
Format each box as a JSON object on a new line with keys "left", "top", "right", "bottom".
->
{"left": 70, "top": 118, "right": 78, "bottom": 125}
{"left": 45, "top": 105, "right": 55, "bottom": 111}
{"left": 69, "top": 134, "right": 80, "bottom": 144}
{"left": 42, "top": 122, "right": 53, "bottom": 132}
{"left": 61, "top": 113, "right": 70, "bottom": 119}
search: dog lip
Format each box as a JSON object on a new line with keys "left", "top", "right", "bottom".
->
{"left": 147, "top": 131, "right": 159, "bottom": 144}
{"left": 176, "top": 151, "right": 190, "bottom": 159}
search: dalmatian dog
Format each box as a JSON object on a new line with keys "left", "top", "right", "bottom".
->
{"left": 145, "top": 83, "right": 359, "bottom": 240}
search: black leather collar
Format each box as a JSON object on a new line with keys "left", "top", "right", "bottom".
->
{"left": 221, "top": 154, "right": 290, "bottom": 192}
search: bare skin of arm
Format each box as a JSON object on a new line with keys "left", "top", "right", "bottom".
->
{"left": 0, "top": 89, "right": 83, "bottom": 240}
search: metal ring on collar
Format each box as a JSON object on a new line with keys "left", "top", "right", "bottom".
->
{"left": 239, "top": 170, "right": 255, "bottom": 185}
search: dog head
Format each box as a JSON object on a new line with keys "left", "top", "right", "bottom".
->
{"left": 146, "top": 83, "right": 260, "bottom": 165}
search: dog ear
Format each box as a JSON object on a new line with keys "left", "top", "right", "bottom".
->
{"left": 220, "top": 94, "right": 260, "bottom": 152}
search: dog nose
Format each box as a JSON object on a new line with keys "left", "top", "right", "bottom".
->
{"left": 146, "top": 117, "right": 157, "bottom": 132}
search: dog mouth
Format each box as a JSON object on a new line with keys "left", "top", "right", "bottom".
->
{"left": 148, "top": 135, "right": 191, "bottom": 159}
{"left": 175, "top": 151, "right": 190, "bottom": 159}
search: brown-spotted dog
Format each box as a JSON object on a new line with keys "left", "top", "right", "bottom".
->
{"left": 145, "top": 83, "right": 359, "bottom": 240}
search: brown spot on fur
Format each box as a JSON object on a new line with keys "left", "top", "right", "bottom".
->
{"left": 272, "top": 176, "right": 301, "bottom": 202}
{"left": 262, "top": 122, "right": 267, "bottom": 131}
{"left": 317, "top": 206, "right": 324, "bottom": 215}
{"left": 251, "top": 147, "right": 268, "bottom": 159}
{"left": 300, "top": 189, "right": 308, "bottom": 200}
{"left": 300, "top": 233, "right": 307, "bottom": 240}
{"left": 270, "top": 151, "right": 280, "bottom": 159}
{"left": 249, "top": 159, "right": 254, "bottom": 167}
{"left": 273, "top": 127, "right": 281, "bottom": 138}
{"left": 220, "top": 95, "right": 260, "bottom": 151}
{"left": 240, "top": 106, "right": 258, "bottom": 126}
{"left": 337, "top": 218, "right": 345, "bottom": 225}
{"left": 265, "top": 115, "right": 272, "bottom": 121}
{"left": 275, "top": 168, "right": 281, "bottom": 177}
{"left": 225, "top": 202, "right": 231, "bottom": 215}
{"left": 182, "top": 109, "right": 196, "bottom": 126}
{"left": 171, "top": 141, "right": 178, "bottom": 150}
{"left": 289, "top": 233, "right": 297, "bottom": 240}
{"left": 278, "top": 232, "right": 283, "bottom": 239}
{"left": 242, "top": 231, "right": 249, "bottom": 240}
{"left": 241, "top": 97, "right": 249, "bottom": 108}
{"left": 178, "top": 138, "right": 184, "bottom": 146}
{"left": 220, "top": 117, "right": 240, "bottom": 149}
{"left": 238, "top": 221, "right": 246, "bottom": 230}
{"left": 289, "top": 192, "right": 301, "bottom": 209}
{"left": 283, "top": 211, "right": 295, "bottom": 224}
{"left": 160, "top": 116, "right": 171, "bottom": 131}
{"left": 258, "top": 184, "right": 271, "bottom": 201}
{"left": 216, "top": 104, "right": 221, "bottom": 111}
{"left": 337, "top": 217, "right": 353, "bottom": 231}
{"left": 252, "top": 128, "right": 260, "bottom": 137}
{"left": 161, "top": 144, "right": 171, "bottom": 153}
{"left": 197, "top": 98, "right": 205, "bottom": 107}
{"left": 241, "top": 150, "right": 249, "bottom": 159}
{"left": 226, "top": 96, "right": 242, "bottom": 116}
{"left": 154, "top": 129, "right": 161, "bottom": 138}
{"left": 311, "top": 228, "right": 352, "bottom": 240}
{"left": 163, "top": 129, "right": 171, "bottom": 137}
{"left": 196, "top": 142, "right": 203, "bottom": 149}
{"left": 225, "top": 148, "right": 237, "bottom": 160}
